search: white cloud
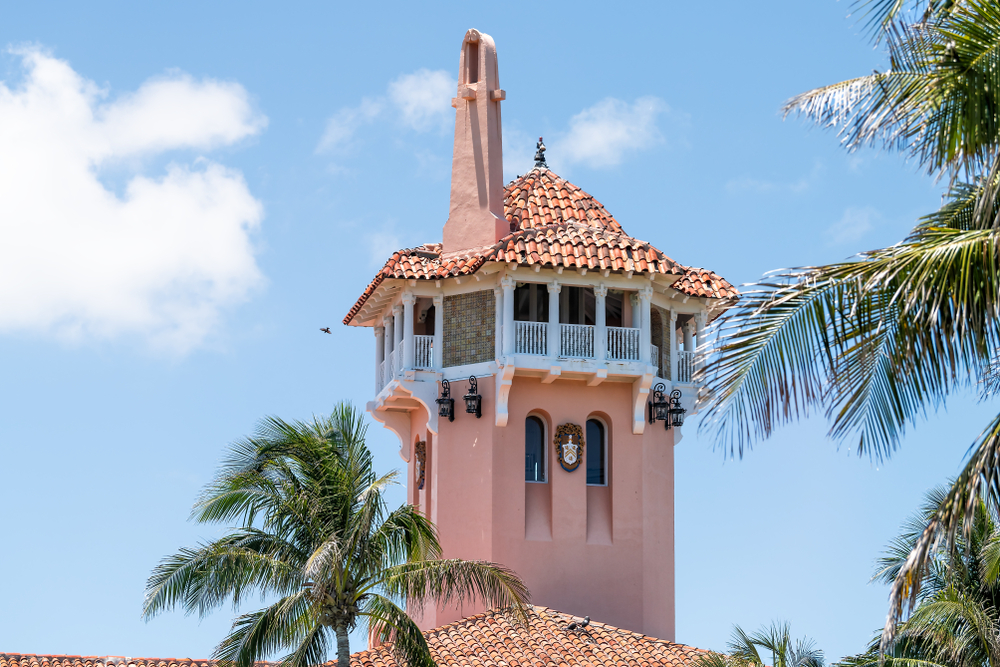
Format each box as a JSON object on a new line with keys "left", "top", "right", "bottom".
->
{"left": 317, "top": 69, "right": 455, "bottom": 154}
{"left": 552, "top": 96, "right": 668, "bottom": 169}
{"left": 0, "top": 47, "right": 266, "bottom": 353}
{"left": 825, "top": 206, "right": 880, "bottom": 245}
{"left": 367, "top": 228, "right": 403, "bottom": 269}
{"left": 388, "top": 69, "right": 454, "bottom": 132}
{"left": 316, "top": 97, "right": 382, "bottom": 154}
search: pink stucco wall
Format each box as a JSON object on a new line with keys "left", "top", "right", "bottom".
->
{"left": 404, "top": 374, "right": 676, "bottom": 640}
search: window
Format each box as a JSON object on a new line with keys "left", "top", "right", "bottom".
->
{"left": 525, "top": 415, "right": 546, "bottom": 482}
{"left": 514, "top": 283, "right": 548, "bottom": 322}
{"left": 559, "top": 286, "right": 595, "bottom": 325}
{"left": 586, "top": 419, "right": 606, "bottom": 485}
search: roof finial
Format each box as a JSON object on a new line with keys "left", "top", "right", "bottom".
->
{"left": 534, "top": 137, "right": 547, "bottom": 168}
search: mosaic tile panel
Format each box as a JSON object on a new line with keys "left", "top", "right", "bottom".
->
{"left": 443, "top": 290, "right": 495, "bottom": 367}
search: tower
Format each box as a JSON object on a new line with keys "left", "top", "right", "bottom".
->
{"left": 343, "top": 29, "right": 737, "bottom": 640}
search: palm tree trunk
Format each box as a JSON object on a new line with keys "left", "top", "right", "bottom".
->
{"left": 335, "top": 624, "right": 351, "bottom": 667}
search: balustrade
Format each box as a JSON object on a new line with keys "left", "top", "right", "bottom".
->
{"left": 606, "top": 326, "right": 640, "bottom": 361}
{"left": 515, "top": 321, "right": 547, "bottom": 355}
{"left": 414, "top": 335, "right": 434, "bottom": 369}
{"left": 677, "top": 350, "right": 695, "bottom": 383}
{"left": 560, "top": 323, "right": 594, "bottom": 358}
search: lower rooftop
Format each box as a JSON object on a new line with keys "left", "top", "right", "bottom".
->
{"left": 2, "top": 606, "right": 710, "bottom": 667}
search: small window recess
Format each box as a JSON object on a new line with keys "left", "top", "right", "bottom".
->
{"left": 466, "top": 41, "right": 479, "bottom": 84}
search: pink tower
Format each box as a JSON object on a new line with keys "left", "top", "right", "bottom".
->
{"left": 343, "top": 28, "right": 737, "bottom": 640}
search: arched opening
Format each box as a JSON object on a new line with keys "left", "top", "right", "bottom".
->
{"left": 586, "top": 415, "right": 612, "bottom": 545}
{"left": 525, "top": 415, "right": 546, "bottom": 482}
{"left": 586, "top": 418, "right": 606, "bottom": 486}
{"left": 524, "top": 413, "right": 552, "bottom": 541}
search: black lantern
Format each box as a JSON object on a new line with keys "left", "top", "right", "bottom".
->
{"left": 436, "top": 379, "right": 455, "bottom": 421}
{"left": 666, "top": 389, "right": 686, "bottom": 430}
{"left": 648, "top": 383, "right": 669, "bottom": 424}
{"left": 464, "top": 376, "right": 482, "bottom": 418}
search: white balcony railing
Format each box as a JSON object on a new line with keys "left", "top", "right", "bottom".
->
{"left": 377, "top": 360, "right": 385, "bottom": 392}
{"left": 415, "top": 335, "right": 434, "bottom": 369}
{"left": 677, "top": 350, "right": 695, "bottom": 383}
{"left": 651, "top": 344, "right": 659, "bottom": 377}
{"left": 607, "top": 326, "right": 640, "bottom": 361}
{"left": 561, "top": 323, "right": 594, "bottom": 358}
{"left": 515, "top": 321, "right": 547, "bottom": 355}
{"left": 387, "top": 349, "right": 399, "bottom": 380}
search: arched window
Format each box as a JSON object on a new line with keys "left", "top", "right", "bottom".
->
{"left": 525, "top": 415, "right": 546, "bottom": 482}
{"left": 586, "top": 419, "right": 606, "bottom": 486}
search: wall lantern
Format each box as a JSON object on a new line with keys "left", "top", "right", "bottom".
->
{"left": 436, "top": 379, "right": 455, "bottom": 422}
{"left": 648, "top": 383, "right": 669, "bottom": 424}
{"left": 464, "top": 376, "right": 482, "bottom": 418}
{"left": 649, "top": 384, "right": 686, "bottom": 430}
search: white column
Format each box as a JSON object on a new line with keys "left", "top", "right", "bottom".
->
{"left": 392, "top": 304, "right": 403, "bottom": 376}
{"left": 433, "top": 295, "right": 444, "bottom": 369}
{"left": 669, "top": 309, "right": 678, "bottom": 382}
{"left": 695, "top": 311, "right": 708, "bottom": 371}
{"left": 594, "top": 284, "right": 607, "bottom": 361}
{"left": 683, "top": 319, "right": 695, "bottom": 352}
{"left": 493, "top": 287, "right": 503, "bottom": 360}
{"left": 383, "top": 314, "right": 393, "bottom": 374}
{"left": 630, "top": 292, "right": 641, "bottom": 328}
{"left": 547, "top": 281, "right": 561, "bottom": 358}
{"left": 374, "top": 325, "right": 385, "bottom": 392}
{"left": 402, "top": 293, "right": 416, "bottom": 370}
{"left": 501, "top": 275, "right": 516, "bottom": 356}
{"left": 639, "top": 285, "right": 652, "bottom": 364}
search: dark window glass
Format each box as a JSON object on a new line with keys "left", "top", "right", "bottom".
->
{"left": 586, "top": 419, "right": 606, "bottom": 485}
{"left": 559, "top": 286, "right": 596, "bottom": 325}
{"left": 514, "top": 283, "right": 548, "bottom": 322}
{"left": 525, "top": 416, "right": 545, "bottom": 482}
{"left": 606, "top": 290, "right": 624, "bottom": 328}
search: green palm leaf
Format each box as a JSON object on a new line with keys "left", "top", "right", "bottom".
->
{"left": 144, "top": 402, "right": 530, "bottom": 667}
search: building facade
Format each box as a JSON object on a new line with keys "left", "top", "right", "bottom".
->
{"left": 343, "top": 28, "right": 737, "bottom": 641}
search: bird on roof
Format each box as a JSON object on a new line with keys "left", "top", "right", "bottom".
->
{"left": 320, "top": 327, "right": 331, "bottom": 334}
{"left": 566, "top": 616, "right": 590, "bottom": 632}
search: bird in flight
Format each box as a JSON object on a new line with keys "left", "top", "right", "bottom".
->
{"left": 320, "top": 327, "right": 331, "bottom": 334}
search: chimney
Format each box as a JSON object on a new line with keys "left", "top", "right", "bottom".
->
{"left": 442, "top": 29, "right": 507, "bottom": 253}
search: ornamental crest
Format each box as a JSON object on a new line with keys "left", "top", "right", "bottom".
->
{"left": 554, "top": 423, "right": 585, "bottom": 472}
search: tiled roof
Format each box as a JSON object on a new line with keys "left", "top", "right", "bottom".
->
{"left": 2, "top": 607, "right": 710, "bottom": 667}
{"left": 496, "top": 223, "right": 681, "bottom": 275}
{"left": 0, "top": 658, "right": 216, "bottom": 667}
{"left": 504, "top": 169, "right": 625, "bottom": 233}
{"left": 353, "top": 606, "right": 709, "bottom": 667}
{"left": 344, "top": 168, "right": 738, "bottom": 325}
{"left": 673, "top": 267, "right": 739, "bottom": 301}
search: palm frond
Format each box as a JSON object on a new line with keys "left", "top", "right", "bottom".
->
{"left": 786, "top": 2, "right": 1000, "bottom": 179}
{"left": 143, "top": 532, "right": 303, "bottom": 619}
{"left": 883, "top": 409, "right": 1000, "bottom": 650}
{"left": 212, "top": 592, "right": 317, "bottom": 667}
{"left": 362, "top": 594, "right": 435, "bottom": 667}
{"left": 380, "top": 559, "right": 531, "bottom": 624}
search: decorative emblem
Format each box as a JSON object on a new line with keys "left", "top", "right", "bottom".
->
{"left": 554, "top": 423, "right": 585, "bottom": 472}
{"left": 415, "top": 440, "right": 427, "bottom": 490}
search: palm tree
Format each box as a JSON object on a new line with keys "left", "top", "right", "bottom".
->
{"left": 695, "top": 622, "right": 824, "bottom": 667}
{"left": 698, "top": 0, "right": 1000, "bottom": 650}
{"left": 840, "top": 487, "right": 1000, "bottom": 667}
{"left": 142, "top": 402, "right": 530, "bottom": 667}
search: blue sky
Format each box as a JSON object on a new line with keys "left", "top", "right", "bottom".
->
{"left": 0, "top": 0, "right": 990, "bottom": 661}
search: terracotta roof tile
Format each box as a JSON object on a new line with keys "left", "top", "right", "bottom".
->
{"left": 352, "top": 606, "right": 710, "bottom": 667}
{"left": 343, "top": 168, "right": 738, "bottom": 325}
{"left": 3, "top": 608, "right": 711, "bottom": 667}
{"left": 0, "top": 657, "right": 220, "bottom": 667}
